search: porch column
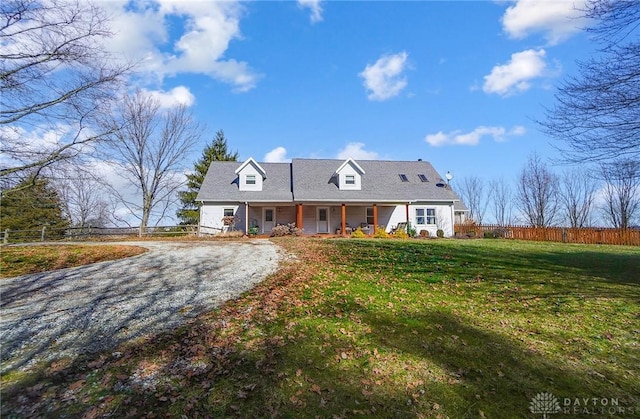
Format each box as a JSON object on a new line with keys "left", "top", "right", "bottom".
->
{"left": 245, "top": 202, "right": 249, "bottom": 235}
{"left": 405, "top": 203, "right": 410, "bottom": 224}
{"left": 373, "top": 204, "right": 378, "bottom": 230}
{"left": 341, "top": 204, "right": 346, "bottom": 235}
{"left": 296, "top": 204, "right": 304, "bottom": 230}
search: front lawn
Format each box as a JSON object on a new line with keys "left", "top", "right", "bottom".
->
{"left": 2, "top": 238, "right": 638, "bottom": 417}
{"left": 0, "top": 244, "right": 147, "bottom": 278}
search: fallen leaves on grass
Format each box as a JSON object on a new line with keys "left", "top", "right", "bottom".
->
{"left": 0, "top": 245, "right": 147, "bottom": 278}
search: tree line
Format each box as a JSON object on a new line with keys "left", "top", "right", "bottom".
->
{"left": 456, "top": 153, "right": 639, "bottom": 229}
{"left": 1, "top": 0, "right": 638, "bottom": 232}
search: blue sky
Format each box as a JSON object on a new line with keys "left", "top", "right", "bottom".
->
{"left": 102, "top": 0, "right": 594, "bottom": 185}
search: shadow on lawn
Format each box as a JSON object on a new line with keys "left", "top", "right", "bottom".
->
{"left": 358, "top": 309, "right": 638, "bottom": 417}
{"left": 4, "top": 305, "right": 638, "bottom": 418}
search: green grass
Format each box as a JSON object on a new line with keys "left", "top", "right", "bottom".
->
{"left": 2, "top": 238, "right": 639, "bottom": 418}
{"left": 0, "top": 244, "right": 147, "bottom": 278}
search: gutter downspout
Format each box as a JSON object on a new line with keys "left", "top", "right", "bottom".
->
{"left": 407, "top": 200, "right": 416, "bottom": 234}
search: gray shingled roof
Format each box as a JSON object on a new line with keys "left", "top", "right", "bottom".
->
{"left": 292, "top": 159, "right": 461, "bottom": 203}
{"left": 196, "top": 161, "right": 293, "bottom": 202}
{"left": 196, "top": 158, "right": 464, "bottom": 204}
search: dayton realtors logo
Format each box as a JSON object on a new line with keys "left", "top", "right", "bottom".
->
{"left": 530, "top": 392, "right": 561, "bottom": 418}
{"left": 529, "top": 392, "right": 636, "bottom": 417}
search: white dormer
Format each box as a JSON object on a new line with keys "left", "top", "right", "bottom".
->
{"left": 335, "top": 157, "right": 365, "bottom": 190}
{"left": 235, "top": 157, "right": 267, "bottom": 191}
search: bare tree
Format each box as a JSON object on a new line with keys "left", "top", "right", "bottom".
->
{"left": 55, "top": 165, "right": 111, "bottom": 228}
{"left": 540, "top": 0, "right": 640, "bottom": 164}
{"left": 558, "top": 168, "right": 598, "bottom": 227}
{"left": 516, "top": 154, "right": 560, "bottom": 227}
{"left": 0, "top": 0, "right": 131, "bottom": 185}
{"left": 488, "top": 177, "right": 514, "bottom": 226}
{"left": 457, "top": 175, "right": 487, "bottom": 224}
{"left": 599, "top": 160, "right": 640, "bottom": 228}
{"left": 102, "top": 91, "right": 201, "bottom": 231}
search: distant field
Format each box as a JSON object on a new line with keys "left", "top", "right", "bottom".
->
{"left": 2, "top": 238, "right": 638, "bottom": 418}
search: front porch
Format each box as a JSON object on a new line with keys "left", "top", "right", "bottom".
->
{"left": 244, "top": 203, "right": 410, "bottom": 236}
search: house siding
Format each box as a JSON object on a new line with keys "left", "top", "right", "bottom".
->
{"left": 408, "top": 203, "right": 455, "bottom": 237}
{"left": 201, "top": 203, "right": 246, "bottom": 234}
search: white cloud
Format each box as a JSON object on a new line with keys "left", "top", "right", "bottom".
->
{"left": 359, "top": 52, "right": 409, "bottom": 101}
{"left": 425, "top": 125, "right": 526, "bottom": 147}
{"left": 502, "top": 0, "right": 587, "bottom": 45}
{"left": 143, "top": 86, "right": 195, "bottom": 108}
{"left": 298, "top": 0, "right": 324, "bottom": 23}
{"left": 103, "top": 1, "right": 260, "bottom": 92}
{"left": 483, "top": 49, "right": 547, "bottom": 96}
{"left": 336, "top": 142, "right": 379, "bottom": 160}
{"left": 264, "top": 146, "right": 289, "bottom": 163}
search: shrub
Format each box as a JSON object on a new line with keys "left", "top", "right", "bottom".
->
{"left": 350, "top": 227, "right": 366, "bottom": 238}
{"left": 270, "top": 223, "right": 303, "bottom": 237}
{"left": 391, "top": 229, "right": 409, "bottom": 239}
{"left": 222, "top": 215, "right": 239, "bottom": 229}
{"left": 436, "top": 229, "right": 445, "bottom": 238}
{"left": 406, "top": 222, "right": 416, "bottom": 237}
{"left": 373, "top": 226, "right": 389, "bottom": 238}
{"left": 248, "top": 226, "right": 259, "bottom": 236}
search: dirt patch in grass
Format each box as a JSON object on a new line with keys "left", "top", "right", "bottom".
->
{"left": 0, "top": 244, "right": 147, "bottom": 278}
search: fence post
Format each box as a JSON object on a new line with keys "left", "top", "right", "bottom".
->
{"left": 562, "top": 228, "right": 567, "bottom": 243}
{"left": 41, "top": 226, "right": 46, "bottom": 242}
{"left": 3, "top": 229, "right": 8, "bottom": 244}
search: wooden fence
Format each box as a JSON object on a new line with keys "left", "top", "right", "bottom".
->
{"left": 454, "top": 224, "right": 640, "bottom": 246}
{"left": 1, "top": 225, "right": 198, "bottom": 244}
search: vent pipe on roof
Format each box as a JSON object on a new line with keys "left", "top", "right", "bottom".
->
{"left": 417, "top": 158, "right": 422, "bottom": 161}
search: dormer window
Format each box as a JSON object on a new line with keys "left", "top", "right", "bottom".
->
{"left": 335, "top": 158, "right": 365, "bottom": 191}
{"left": 235, "top": 157, "right": 266, "bottom": 191}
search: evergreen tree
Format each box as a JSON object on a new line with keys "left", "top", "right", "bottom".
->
{"left": 1, "top": 176, "right": 70, "bottom": 239}
{"left": 177, "top": 130, "right": 239, "bottom": 224}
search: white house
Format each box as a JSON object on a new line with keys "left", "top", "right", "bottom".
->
{"left": 196, "top": 157, "right": 467, "bottom": 237}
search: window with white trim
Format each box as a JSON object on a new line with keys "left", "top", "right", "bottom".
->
{"left": 223, "top": 208, "right": 234, "bottom": 217}
{"left": 246, "top": 175, "right": 256, "bottom": 185}
{"left": 345, "top": 175, "right": 356, "bottom": 185}
{"left": 415, "top": 208, "right": 436, "bottom": 225}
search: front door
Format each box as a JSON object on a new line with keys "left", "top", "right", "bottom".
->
{"left": 317, "top": 207, "right": 329, "bottom": 233}
{"left": 263, "top": 207, "right": 276, "bottom": 233}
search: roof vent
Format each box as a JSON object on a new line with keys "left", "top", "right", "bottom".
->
{"left": 436, "top": 178, "right": 446, "bottom": 187}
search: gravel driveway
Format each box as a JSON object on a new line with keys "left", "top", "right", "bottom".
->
{"left": 0, "top": 240, "right": 283, "bottom": 374}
